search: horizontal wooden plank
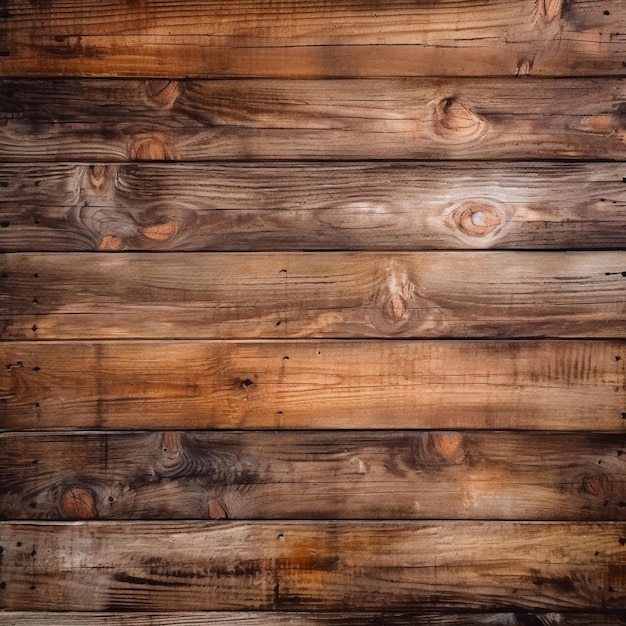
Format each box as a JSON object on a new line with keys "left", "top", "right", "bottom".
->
{"left": 1, "top": 430, "right": 625, "bottom": 521}
{"left": 2, "top": 162, "right": 626, "bottom": 252}
{"left": 0, "top": 0, "right": 624, "bottom": 77}
{"left": 2, "top": 79, "right": 626, "bottom": 161}
{"left": 1, "top": 340, "right": 624, "bottom": 430}
{"left": 0, "top": 521, "right": 625, "bottom": 610}
{"left": 1, "top": 252, "right": 624, "bottom": 340}
{"left": 2, "top": 611, "right": 626, "bottom": 625}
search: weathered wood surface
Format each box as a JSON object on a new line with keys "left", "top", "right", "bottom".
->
{"left": 2, "top": 79, "right": 626, "bottom": 161}
{"left": 1, "top": 430, "right": 625, "bottom": 521}
{"left": 2, "top": 611, "right": 626, "bottom": 625}
{"left": 0, "top": 522, "right": 625, "bottom": 610}
{"left": 1, "top": 341, "right": 624, "bottom": 430}
{"left": 1, "top": 252, "right": 624, "bottom": 340}
{"left": 0, "top": 0, "right": 624, "bottom": 77}
{"left": 2, "top": 162, "right": 626, "bottom": 252}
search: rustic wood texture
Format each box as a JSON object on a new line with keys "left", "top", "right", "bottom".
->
{"left": 1, "top": 430, "right": 625, "bottom": 521}
{"left": 0, "top": 522, "right": 625, "bottom": 611}
{"left": 1, "top": 340, "right": 624, "bottom": 431}
{"left": 2, "top": 162, "right": 626, "bottom": 252}
{"left": 2, "top": 79, "right": 626, "bottom": 162}
{"left": 0, "top": 0, "right": 624, "bottom": 77}
{"left": 1, "top": 252, "right": 624, "bottom": 340}
{"left": 2, "top": 611, "right": 626, "bottom": 625}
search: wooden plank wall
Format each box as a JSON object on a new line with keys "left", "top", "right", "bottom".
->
{"left": 1, "top": 0, "right": 626, "bottom": 623}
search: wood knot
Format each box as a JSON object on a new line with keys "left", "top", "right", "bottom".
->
{"left": 88, "top": 164, "right": 110, "bottom": 193}
{"left": 450, "top": 201, "right": 503, "bottom": 238}
{"left": 433, "top": 97, "right": 485, "bottom": 141}
{"left": 384, "top": 294, "right": 407, "bottom": 322}
{"left": 161, "top": 432, "right": 184, "bottom": 459}
{"left": 208, "top": 499, "right": 228, "bottom": 519}
{"left": 537, "top": 0, "right": 563, "bottom": 23}
{"left": 129, "top": 136, "right": 177, "bottom": 161}
{"left": 142, "top": 221, "right": 178, "bottom": 243}
{"left": 97, "top": 234, "right": 124, "bottom": 251}
{"left": 430, "top": 433, "right": 465, "bottom": 461}
{"left": 146, "top": 80, "right": 182, "bottom": 108}
{"left": 409, "top": 432, "right": 467, "bottom": 469}
{"left": 583, "top": 474, "right": 607, "bottom": 496}
{"left": 61, "top": 487, "right": 97, "bottom": 519}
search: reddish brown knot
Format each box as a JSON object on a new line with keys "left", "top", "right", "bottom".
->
{"left": 583, "top": 474, "right": 607, "bottom": 496}
{"left": 146, "top": 80, "right": 182, "bottom": 108}
{"left": 384, "top": 294, "right": 407, "bottom": 323}
{"left": 97, "top": 235, "right": 124, "bottom": 251}
{"left": 88, "top": 164, "right": 110, "bottom": 193}
{"left": 208, "top": 499, "right": 228, "bottom": 519}
{"left": 61, "top": 487, "right": 98, "bottom": 519}
{"left": 450, "top": 201, "right": 503, "bottom": 238}
{"left": 142, "top": 221, "right": 178, "bottom": 243}
{"left": 129, "top": 135, "right": 177, "bottom": 161}
{"left": 432, "top": 97, "right": 485, "bottom": 140}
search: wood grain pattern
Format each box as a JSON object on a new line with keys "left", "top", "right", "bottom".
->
{"left": 2, "top": 79, "right": 626, "bottom": 161}
{"left": 0, "top": 0, "right": 624, "bottom": 77}
{"left": 1, "top": 252, "right": 624, "bottom": 340}
{"left": 1, "top": 430, "right": 625, "bottom": 521}
{"left": 2, "top": 611, "right": 626, "bottom": 625}
{"left": 2, "top": 162, "right": 626, "bottom": 252}
{"left": 1, "top": 340, "right": 624, "bottom": 430}
{"left": 0, "top": 522, "right": 625, "bottom": 610}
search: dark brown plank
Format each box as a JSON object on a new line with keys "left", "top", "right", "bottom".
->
{"left": 0, "top": 0, "right": 623, "bottom": 77}
{"left": 2, "top": 162, "right": 626, "bottom": 252}
{"left": 1, "top": 430, "right": 625, "bottom": 521}
{"left": 1, "top": 611, "right": 625, "bottom": 625}
{"left": 2, "top": 79, "right": 626, "bottom": 161}
{"left": 1, "top": 252, "right": 625, "bottom": 340}
{"left": 0, "top": 521, "right": 625, "bottom": 610}
{"left": 1, "top": 341, "right": 624, "bottom": 430}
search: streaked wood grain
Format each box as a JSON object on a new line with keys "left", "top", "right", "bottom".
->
{"left": 0, "top": 0, "right": 623, "bottom": 77}
{"left": 2, "top": 79, "right": 626, "bottom": 161}
{"left": 2, "top": 162, "right": 626, "bottom": 252}
{"left": 2, "top": 611, "right": 625, "bottom": 625}
{"left": 1, "top": 252, "right": 624, "bottom": 340}
{"left": 0, "top": 521, "right": 624, "bottom": 610}
{"left": 1, "top": 430, "right": 625, "bottom": 520}
{"left": 1, "top": 340, "right": 624, "bottom": 430}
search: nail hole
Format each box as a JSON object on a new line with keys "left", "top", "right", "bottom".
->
{"left": 283, "top": 356, "right": 289, "bottom": 360}
{"left": 275, "top": 321, "right": 282, "bottom": 327}
{"left": 33, "top": 273, "right": 38, "bottom": 278}
{"left": 617, "top": 356, "right": 622, "bottom": 362}
{"left": 241, "top": 378, "right": 254, "bottom": 389}
{"left": 31, "top": 325, "right": 38, "bottom": 332}
{"left": 32, "top": 366, "right": 40, "bottom": 372}
{"left": 604, "top": 9, "right": 611, "bottom": 15}
{"left": 34, "top": 403, "right": 40, "bottom": 408}
{"left": 0, "top": 221, "right": 9, "bottom": 228}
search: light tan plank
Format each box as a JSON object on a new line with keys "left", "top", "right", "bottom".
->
{"left": 1, "top": 611, "right": 625, "bottom": 625}
{"left": 1, "top": 430, "right": 625, "bottom": 520}
{"left": 0, "top": 522, "right": 625, "bottom": 610}
{"left": 2, "top": 162, "right": 626, "bottom": 252}
{"left": 1, "top": 341, "right": 624, "bottom": 430}
{"left": 1, "top": 252, "right": 624, "bottom": 340}
{"left": 2, "top": 79, "right": 626, "bottom": 161}
{"left": 0, "top": 0, "right": 623, "bottom": 77}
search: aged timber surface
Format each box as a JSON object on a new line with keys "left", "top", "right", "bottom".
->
{"left": 0, "top": 0, "right": 624, "bottom": 77}
{"left": 2, "top": 162, "right": 626, "bottom": 252}
{"left": 1, "top": 430, "right": 625, "bottom": 521}
{"left": 1, "top": 252, "right": 624, "bottom": 340}
{"left": 2, "top": 79, "right": 626, "bottom": 161}
{"left": 2, "top": 612, "right": 626, "bottom": 625}
{"left": 1, "top": 340, "right": 624, "bottom": 430}
{"left": 0, "top": 521, "right": 625, "bottom": 610}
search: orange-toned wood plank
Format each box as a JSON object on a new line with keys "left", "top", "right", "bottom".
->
{"left": 0, "top": 0, "right": 624, "bottom": 77}
{"left": 1, "top": 341, "right": 624, "bottom": 430}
